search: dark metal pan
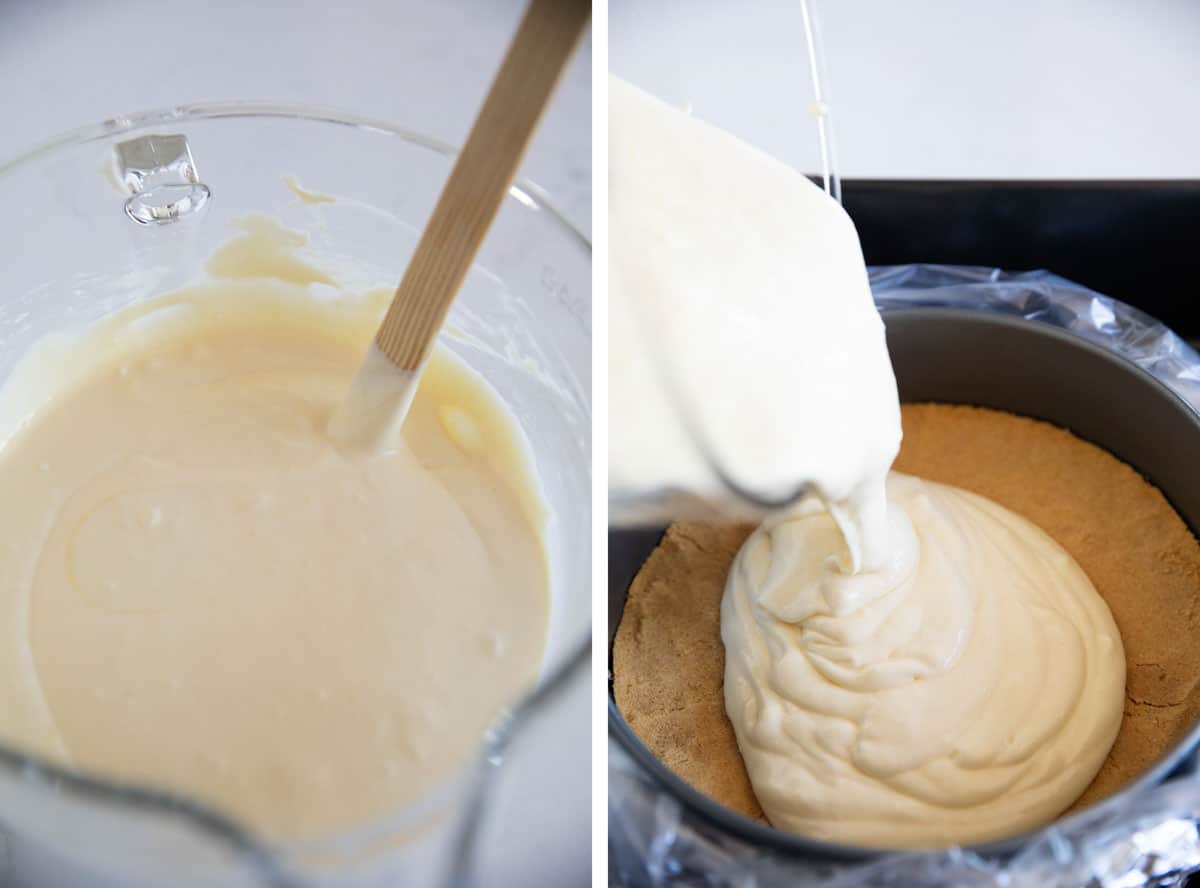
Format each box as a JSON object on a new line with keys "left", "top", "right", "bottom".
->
{"left": 609, "top": 307, "right": 1200, "bottom": 863}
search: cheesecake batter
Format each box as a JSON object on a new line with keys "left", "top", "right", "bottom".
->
{"left": 609, "top": 76, "right": 899, "bottom": 540}
{"left": 613, "top": 405, "right": 1200, "bottom": 845}
{"left": 609, "top": 78, "right": 1126, "bottom": 846}
{"left": 723, "top": 473, "right": 1123, "bottom": 846}
{"left": 0, "top": 229, "right": 549, "bottom": 839}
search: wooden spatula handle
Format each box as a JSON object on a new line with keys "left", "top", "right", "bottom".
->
{"left": 376, "top": 0, "right": 590, "bottom": 370}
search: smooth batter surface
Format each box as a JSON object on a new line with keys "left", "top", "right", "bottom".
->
{"left": 614, "top": 405, "right": 1200, "bottom": 844}
{"left": 0, "top": 236, "right": 549, "bottom": 839}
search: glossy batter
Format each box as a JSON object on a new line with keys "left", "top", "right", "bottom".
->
{"left": 609, "top": 76, "right": 900, "bottom": 535}
{"left": 0, "top": 243, "right": 549, "bottom": 838}
{"left": 723, "top": 473, "right": 1124, "bottom": 846}
{"left": 609, "top": 77, "right": 1125, "bottom": 847}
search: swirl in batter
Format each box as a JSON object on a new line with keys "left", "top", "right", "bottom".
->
{"left": 0, "top": 254, "right": 549, "bottom": 838}
{"left": 722, "top": 473, "right": 1125, "bottom": 847}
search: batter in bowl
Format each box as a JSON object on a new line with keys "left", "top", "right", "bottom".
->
{"left": 0, "top": 223, "right": 549, "bottom": 839}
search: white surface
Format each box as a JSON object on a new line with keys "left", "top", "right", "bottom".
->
{"left": 611, "top": 0, "right": 1200, "bottom": 180}
{"left": 0, "top": 0, "right": 591, "bottom": 235}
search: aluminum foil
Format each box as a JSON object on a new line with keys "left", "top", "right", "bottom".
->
{"left": 609, "top": 264, "right": 1200, "bottom": 888}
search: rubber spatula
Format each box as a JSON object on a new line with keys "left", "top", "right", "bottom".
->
{"left": 329, "top": 0, "right": 590, "bottom": 448}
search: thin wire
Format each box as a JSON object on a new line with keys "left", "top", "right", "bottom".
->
{"left": 801, "top": 0, "right": 842, "bottom": 204}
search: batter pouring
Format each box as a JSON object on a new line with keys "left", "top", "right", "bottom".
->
{"left": 0, "top": 226, "right": 549, "bottom": 838}
{"left": 610, "top": 78, "right": 1125, "bottom": 847}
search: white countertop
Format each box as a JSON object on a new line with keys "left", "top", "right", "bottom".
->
{"left": 611, "top": 0, "right": 1200, "bottom": 180}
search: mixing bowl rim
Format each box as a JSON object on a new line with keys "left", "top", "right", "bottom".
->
{"left": 0, "top": 99, "right": 589, "bottom": 254}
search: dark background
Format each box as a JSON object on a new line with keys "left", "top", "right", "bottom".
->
{"left": 841, "top": 180, "right": 1200, "bottom": 341}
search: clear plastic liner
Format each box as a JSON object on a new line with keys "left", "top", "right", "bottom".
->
{"left": 870, "top": 265, "right": 1200, "bottom": 408}
{"left": 609, "top": 264, "right": 1200, "bottom": 888}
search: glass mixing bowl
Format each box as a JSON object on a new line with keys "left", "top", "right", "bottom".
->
{"left": 0, "top": 104, "right": 590, "bottom": 888}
